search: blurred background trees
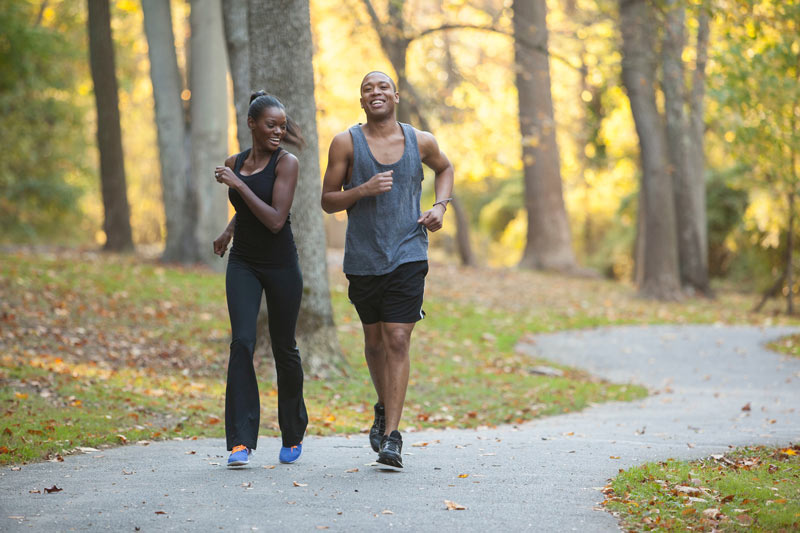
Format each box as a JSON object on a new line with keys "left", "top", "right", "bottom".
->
{"left": 2, "top": 0, "right": 798, "bottom": 310}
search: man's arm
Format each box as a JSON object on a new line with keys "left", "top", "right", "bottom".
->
{"left": 321, "top": 132, "right": 393, "bottom": 213}
{"left": 416, "top": 130, "right": 454, "bottom": 232}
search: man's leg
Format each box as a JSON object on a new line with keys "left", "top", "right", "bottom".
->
{"left": 380, "top": 322, "right": 415, "bottom": 434}
{"left": 362, "top": 322, "right": 387, "bottom": 403}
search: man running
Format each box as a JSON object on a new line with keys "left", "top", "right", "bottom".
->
{"left": 321, "top": 71, "right": 454, "bottom": 469}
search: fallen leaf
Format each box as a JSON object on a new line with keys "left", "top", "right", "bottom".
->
{"left": 381, "top": 510, "right": 394, "bottom": 515}
{"left": 263, "top": 465, "right": 276, "bottom": 469}
{"left": 29, "top": 489, "right": 41, "bottom": 494}
{"left": 411, "top": 442, "right": 429, "bottom": 447}
{"left": 122, "top": 469, "right": 134, "bottom": 475}
{"left": 315, "top": 526, "right": 329, "bottom": 530}
{"left": 155, "top": 511, "right": 167, "bottom": 515}
{"left": 15, "top": 392, "right": 28, "bottom": 400}
{"left": 676, "top": 485, "right": 701, "bottom": 496}
{"left": 781, "top": 448, "right": 797, "bottom": 456}
{"left": 293, "top": 481, "right": 307, "bottom": 487}
{"left": 610, "top": 456, "right": 620, "bottom": 460}
{"left": 116, "top": 434, "right": 128, "bottom": 444}
{"left": 185, "top": 451, "right": 196, "bottom": 455}
{"left": 736, "top": 514, "right": 753, "bottom": 526}
{"left": 444, "top": 500, "right": 466, "bottom": 511}
{"left": 345, "top": 468, "right": 359, "bottom": 473}
{"left": 206, "top": 416, "right": 221, "bottom": 425}
{"left": 43, "top": 485, "right": 62, "bottom": 494}
{"left": 681, "top": 508, "right": 696, "bottom": 516}
{"left": 703, "top": 508, "right": 722, "bottom": 520}
{"left": 77, "top": 447, "right": 99, "bottom": 453}
{"left": 458, "top": 474, "right": 469, "bottom": 478}
{"left": 741, "top": 402, "right": 751, "bottom": 411}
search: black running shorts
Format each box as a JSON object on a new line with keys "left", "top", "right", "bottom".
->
{"left": 346, "top": 260, "right": 428, "bottom": 325}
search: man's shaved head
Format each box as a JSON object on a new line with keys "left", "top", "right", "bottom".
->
{"left": 361, "top": 71, "right": 397, "bottom": 91}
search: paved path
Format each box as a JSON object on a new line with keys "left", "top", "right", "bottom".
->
{"left": 2, "top": 325, "right": 799, "bottom": 532}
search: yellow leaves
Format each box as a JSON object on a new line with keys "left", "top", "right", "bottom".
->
{"left": 780, "top": 448, "right": 797, "bottom": 456}
{"left": 14, "top": 392, "right": 27, "bottom": 400}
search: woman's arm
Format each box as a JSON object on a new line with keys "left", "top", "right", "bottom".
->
{"left": 215, "top": 152, "right": 299, "bottom": 234}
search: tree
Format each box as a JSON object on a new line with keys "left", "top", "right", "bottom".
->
{"left": 87, "top": 0, "right": 133, "bottom": 251}
{"left": 619, "top": 0, "right": 681, "bottom": 299}
{"left": 141, "top": 0, "right": 196, "bottom": 262}
{"left": 513, "top": 0, "right": 577, "bottom": 272}
{"left": 221, "top": 0, "right": 250, "bottom": 152}
{"left": 712, "top": 1, "right": 800, "bottom": 313}
{"left": 248, "top": 0, "right": 345, "bottom": 376}
{"left": 0, "top": 2, "right": 87, "bottom": 242}
{"left": 190, "top": 0, "right": 229, "bottom": 268}
{"left": 662, "top": 0, "right": 709, "bottom": 294}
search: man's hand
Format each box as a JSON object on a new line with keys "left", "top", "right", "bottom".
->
{"left": 360, "top": 170, "right": 393, "bottom": 197}
{"left": 417, "top": 203, "right": 446, "bottom": 232}
{"left": 213, "top": 230, "right": 232, "bottom": 257}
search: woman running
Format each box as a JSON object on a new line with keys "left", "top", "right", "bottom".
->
{"left": 213, "top": 91, "right": 307, "bottom": 466}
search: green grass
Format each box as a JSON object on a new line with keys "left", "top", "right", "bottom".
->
{"left": 2, "top": 249, "right": 797, "bottom": 466}
{"left": 603, "top": 445, "right": 800, "bottom": 532}
{"left": 767, "top": 334, "right": 800, "bottom": 358}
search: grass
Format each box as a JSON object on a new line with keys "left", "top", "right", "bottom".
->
{"left": 603, "top": 445, "right": 800, "bottom": 532}
{"left": 2, "top": 249, "right": 798, "bottom": 466}
{"left": 767, "top": 334, "right": 800, "bottom": 358}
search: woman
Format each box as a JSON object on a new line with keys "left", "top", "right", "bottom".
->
{"left": 213, "top": 91, "right": 307, "bottom": 466}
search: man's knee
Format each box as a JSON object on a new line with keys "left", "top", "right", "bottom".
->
{"left": 384, "top": 327, "right": 411, "bottom": 356}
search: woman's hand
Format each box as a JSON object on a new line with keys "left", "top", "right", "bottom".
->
{"left": 215, "top": 166, "right": 244, "bottom": 190}
{"left": 213, "top": 229, "right": 233, "bottom": 257}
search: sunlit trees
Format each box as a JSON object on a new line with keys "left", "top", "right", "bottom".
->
{"left": 712, "top": 1, "right": 800, "bottom": 313}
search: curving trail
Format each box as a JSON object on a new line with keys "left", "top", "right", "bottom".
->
{"left": 1, "top": 325, "right": 799, "bottom": 532}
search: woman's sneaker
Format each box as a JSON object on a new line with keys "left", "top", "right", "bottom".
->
{"left": 227, "top": 445, "right": 252, "bottom": 467}
{"left": 279, "top": 442, "right": 302, "bottom": 464}
{"left": 369, "top": 403, "right": 386, "bottom": 452}
{"left": 377, "top": 430, "right": 403, "bottom": 469}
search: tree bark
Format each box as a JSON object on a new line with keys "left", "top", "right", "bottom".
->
{"left": 221, "top": 0, "right": 250, "bottom": 152}
{"left": 513, "top": 0, "right": 576, "bottom": 271}
{"left": 619, "top": 0, "right": 681, "bottom": 299}
{"left": 87, "top": 0, "right": 133, "bottom": 252}
{"left": 190, "top": 0, "right": 229, "bottom": 268}
{"left": 662, "top": 0, "right": 709, "bottom": 294}
{"left": 688, "top": 10, "right": 710, "bottom": 284}
{"left": 142, "top": 0, "right": 196, "bottom": 263}
{"left": 248, "top": 0, "right": 345, "bottom": 377}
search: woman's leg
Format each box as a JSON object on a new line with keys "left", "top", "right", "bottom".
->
{"left": 224, "top": 257, "right": 264, "bottom": 450}
{"left": 262, "top": 261, "right": 307, "bottom": 447}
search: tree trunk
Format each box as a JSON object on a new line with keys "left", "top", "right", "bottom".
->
{"left": 787, "top": 191, "right": 795, "bottom": 314}
{"left": 87, "top": 0, "right": 133, "bottom": 252}
{"left": 450, "top": 196, "right": 476, "bottom": 266}
{"left": 513, "top": 0, "right": 576, "bottom": 271}
{"left": 142, "top": 0, "right": 196, "bottom": 263}
{"left": 221, "top": 0, "right": 250, "bottom": 152}
{"left": 190, "top": 0, "right": 229, "bottom": 268}
{"left": 248, "top": 0, "right": 345, "bottom": 377}
{"left": 619, "top": 0, "right": 681, "bottom": 300}
{"left": 688, "top": 10, "right": 710, "bottom": 282}
{"left": 662, "top": 0, "right": 709, "bottom": 294}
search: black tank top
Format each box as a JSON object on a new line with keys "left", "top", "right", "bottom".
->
{"left": 228, "top": 148, "right": 297, "bottom": 265}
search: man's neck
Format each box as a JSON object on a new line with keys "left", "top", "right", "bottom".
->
{"left": 363, "top": 115, "right": 399, "bottom": 138}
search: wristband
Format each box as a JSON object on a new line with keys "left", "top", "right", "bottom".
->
{"left": 433, "top": 198, "right": 452, "bottom": 211}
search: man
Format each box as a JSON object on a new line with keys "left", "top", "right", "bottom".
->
{"left": 321, "top": 71, "right": 454, "bottom": 468}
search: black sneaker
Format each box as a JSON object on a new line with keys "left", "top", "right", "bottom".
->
{"left": 369, "top": 403, "right": 385, "bottom": 452}
{"left": 377, "top": 430, "right": 403, "bottom": 468}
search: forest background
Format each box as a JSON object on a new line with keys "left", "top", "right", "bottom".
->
{"left": 2, "top": 0, "right": 799, "bottom": 303}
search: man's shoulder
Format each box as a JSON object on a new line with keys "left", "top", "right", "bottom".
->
{"left": 329, "top": 130, "right": 355, "bottom": 154}
{"left": 409, "top": 126, "right": 437, "bottom": 155}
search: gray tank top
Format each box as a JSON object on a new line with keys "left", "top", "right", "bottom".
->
{"left": 343, "top": 123, "right": 427, "bottom": 275}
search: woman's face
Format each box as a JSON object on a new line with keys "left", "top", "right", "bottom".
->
{"left": 251, "top": 106, "right": 287, "bottom": 150}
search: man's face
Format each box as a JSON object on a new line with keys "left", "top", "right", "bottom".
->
{"left": 360, "top": 73, "right": 399, "bottom": 118}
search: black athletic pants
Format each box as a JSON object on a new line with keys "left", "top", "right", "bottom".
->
{"left": 225, "top": 254, "right": 307, "bottom": 450}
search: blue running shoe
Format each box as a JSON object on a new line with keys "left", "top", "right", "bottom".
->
{"left": 279, "top": 442, "right": 302, "bottom": 464}
{"left": 227, "top": 444, "right": 251, "bottom": 467}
